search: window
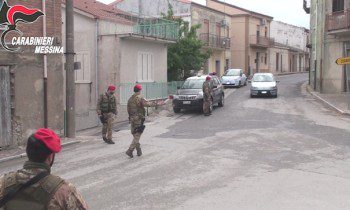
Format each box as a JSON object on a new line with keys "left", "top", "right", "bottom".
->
{"left": 75, "top": 51, "right": 91, "bottom": 83}
{"left": 265, "top": 53, "right": 267, "bottom": 64}
{"left": 332, "top": 0, "right": 344, "bottom": 12}
{"left": 203, "top": 19, "right": 209, "bottom": 34}
{"left": 137, "top": 52, "right": 154, "bottom": 82}
{"left": 265, "top": 27, "right": 267, "bottom": 37}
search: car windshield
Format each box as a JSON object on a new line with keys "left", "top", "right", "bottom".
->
{"left": 181, "top": 79, "right": 205, "bottom": 89}
{"left": 224, "top": 69, "right": 240, "bottom": 76}
{"left": 252, "top": 74, "right": 274, "bottom": 82}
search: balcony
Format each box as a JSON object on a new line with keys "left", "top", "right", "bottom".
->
{"left": 326, "top": 10, "right": 350, "bottom": 34}
{"left": 199, "top": 33, "right": 230, "bottom": 50}
{"left": 133, "top": 19, "right": 179, "bottom": 41}
{"left": 303, "top": 0, "right": 310, "bottom": 14}
{"left": 249, "top": 35, "right": 274, "bottom": 48}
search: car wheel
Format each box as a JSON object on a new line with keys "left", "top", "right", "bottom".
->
{"left": 250, "top": 94, "right": 255, "bottom": 98}
{"left": 173, "top": 107, "right": 181, "bottom": 113}
{"left": 273, "top": 95, "right": 278, "bottom": 98}
{"left": 218, "top": 95, "right": 224, "bottom": 107}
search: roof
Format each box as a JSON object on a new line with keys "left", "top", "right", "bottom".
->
{"left": 109, "top": 0, "right": 192, "bottom": 7}
{"left": 208, "top": 0, "right": 273, "bottom": 20}
{"left": 191, "top": 2, "right": 231, "bottom": 16}
{"left": 62, "top": 0, "right": 132, "bottom": 24}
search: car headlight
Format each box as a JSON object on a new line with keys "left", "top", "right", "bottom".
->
{"left": 197, "top": 91, "right": 204, "bottom": 99}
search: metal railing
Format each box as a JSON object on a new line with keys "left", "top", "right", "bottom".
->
{"left": 326, "top": 9, "right": 350, "bottom": 32}
{"left": 133, "top": 18, "right": 179, "bottom": 40}
{"left": 249, "top": 35, "right": 274, "bottom": 47}
{"left": 117, "top": 81, "right": 184, "bottom": 105}
{"left": 199, "top": 33, "right": 230, "bottom": 49}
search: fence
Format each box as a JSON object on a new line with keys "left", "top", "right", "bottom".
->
{"left": 117, "top": 81, "right": 184, "bottom": 105}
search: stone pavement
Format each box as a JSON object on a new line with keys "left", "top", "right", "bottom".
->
{"left": 306, "top": 85, "right": 350, "bottom": 116}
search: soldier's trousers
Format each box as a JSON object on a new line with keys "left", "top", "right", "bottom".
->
{"left": 203, "top": 98, "right": 212, "bottom": 114}
{"left": 102, "top": 113, "right": 114, "bottom": 140}
{"left": 130, "top": 133, "right": 142, "bottom": 149}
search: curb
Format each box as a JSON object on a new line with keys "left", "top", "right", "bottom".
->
{"left": 0, "top": 140, "right": 81, "bottom": 164}
{"left": 305, "top": 85, "right": 350, "bottom": 116}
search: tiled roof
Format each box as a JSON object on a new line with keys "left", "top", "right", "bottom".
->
{"left": 109, "top": 0, "right": 192, "bottom": 6}
{"left": 62, "top": 0, "right": 133, "bottom": 24}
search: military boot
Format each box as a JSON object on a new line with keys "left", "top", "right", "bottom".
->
{"left": 125, "top": 148, "right": 134, "bottom": 158}
{"left": 136, "top": 143, "right": 142, "bottom": 156}
{"left": 106, "top": 139, "right": 115, "bottom": 144}
{"left": 102, "top": 136, "right": 108, "bottom": 143}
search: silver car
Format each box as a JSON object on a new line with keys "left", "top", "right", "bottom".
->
{"left": 250, "top": 73, "right": 278, "bottom": 98}
{"left": 221, "top": 69, "right": 247, "bottom": 88}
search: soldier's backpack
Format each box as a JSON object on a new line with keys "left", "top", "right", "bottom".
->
{"left": 0, "top": 171, "right": 64, "bottom": 210}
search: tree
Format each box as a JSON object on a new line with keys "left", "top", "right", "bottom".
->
{"left": 163, "top": 1, "right": 211, "bottom": 81}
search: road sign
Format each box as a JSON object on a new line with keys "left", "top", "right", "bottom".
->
{"left": 335, "top": 57, "right": 350, "bottom": 65}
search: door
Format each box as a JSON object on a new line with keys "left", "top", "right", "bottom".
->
{"left": 256, "top": 52, "right": 260, "bottom": 73}
{"left": 215, "top": 60, "right": 220, "bottom": 77}
{"left": 212, "top": 78, "right": 220, "bottom": 103}
{"left": 0, "top": 66, "right": 12, "bottom": 147}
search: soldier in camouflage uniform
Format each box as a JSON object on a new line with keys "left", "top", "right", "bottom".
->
{"left": 202, "top": 76, "right": 213, "bottom": 116}
{"left": 97, "top": 85, "right": 117, "bottom": 144}
{"left": 0, "top": 128, "right": 88, "bottom": 210}
{"left": 125, "top": 84, "right": 164, "bottom": 158}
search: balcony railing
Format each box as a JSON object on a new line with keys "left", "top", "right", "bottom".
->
{"left": 326, "top": 10, "right": 350, "bottom": 32}
{"left": 303, "top": 0, "right": 310, "bottom": 14}
{"left": 249, "top": 35, "right": 274, "bottom": 48}
{"left": 199, "top": 33, "right": 230, "bottom": 49}
{"left": 133, "top": 18, "right": 179, "bottom": 41}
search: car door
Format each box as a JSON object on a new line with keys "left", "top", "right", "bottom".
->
{"left": 212, "top": 77, "right": 220, "bottom": 103}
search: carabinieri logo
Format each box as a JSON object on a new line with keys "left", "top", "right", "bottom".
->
{"left": 0, "top": 0, "right": 43, "bottom": 51}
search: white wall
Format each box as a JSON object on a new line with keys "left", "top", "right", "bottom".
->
{"left": 120, "top": 38, "right": 168, "bottom": 83}
{"left": 271, "top": 21, "right": 309, "bottom": 52}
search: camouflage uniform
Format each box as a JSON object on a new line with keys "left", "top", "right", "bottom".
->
{"left": 126, "top": 93, "right": 157, "bottom": 156}
{"left": 0, "top": 161, "right": 88, "bottom": 210}
{"left": 202, "top": 80, "right": 212, "bottom": 115}
{"left": 97, "top": 93, "right": 117, "bottom": 141}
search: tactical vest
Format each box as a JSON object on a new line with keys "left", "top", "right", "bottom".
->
{"left": 100, "top": 94, "right": 116, "bottom": 114}
{"left": 127, "top": 94, "right": 146, "bottom": 118}
{"left": 2, "top": 172, "right": 64, "bottom": 210}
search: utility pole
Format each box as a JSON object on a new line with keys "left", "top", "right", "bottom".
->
{"left": 66, "top": 0, "right": 75, "bottom": 138}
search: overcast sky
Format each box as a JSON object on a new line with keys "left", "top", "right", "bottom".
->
{"left": 98, "top": 0, "right": 310, "bottom": 28}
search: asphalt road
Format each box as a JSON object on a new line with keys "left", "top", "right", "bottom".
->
{"left": 1, "top": 73, "right": 350, "bottom": 209}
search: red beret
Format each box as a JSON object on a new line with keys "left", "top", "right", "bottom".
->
{"left": 108, "top": 85, "right": 116, "bottom": 91}
{"left": 33, "top": 128, "right": 61, "bottom": 153}
{"left": 206, "top": 76, "right": 211, "bottom": 81}
{"left": 134, "top": 84, "right": 142, "bottom": 91}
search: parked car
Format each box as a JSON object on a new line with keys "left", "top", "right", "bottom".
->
{"left": 249, "top": 73, "right": 278, "bottom": 98}
{"left": 221, "top": 69, "right": 247, "bottom": 88}
{"left": 172, "top": 75, "right": 225, "bottom": 113}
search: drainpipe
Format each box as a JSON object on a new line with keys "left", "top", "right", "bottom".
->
{"left": 96, "top": 19, "right": 99, "bottom": 125}
{"left": 42, "top": 0, "right": 48, "bottom": 128}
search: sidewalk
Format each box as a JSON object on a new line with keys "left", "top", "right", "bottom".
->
{"left": 306, "top": 85, "right": 350, "bottom": 116}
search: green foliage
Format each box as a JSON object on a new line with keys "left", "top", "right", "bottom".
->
{"left": 163, "top": 1, "right": 211, "bottom": 81}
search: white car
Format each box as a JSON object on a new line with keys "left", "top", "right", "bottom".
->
{"left": 250, "top": 73, "right": 278, "bottom": 98}
{"left": 221, "top": 69, "right": 247, "bottom": 88}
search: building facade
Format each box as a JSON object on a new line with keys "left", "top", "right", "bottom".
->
{"left": 269, "top": 21, "right": 310, "bottom": 74}
{"left": 206, "top": 0, "right": 274, "bottom": 76}
{"left": 304, "top": 0, "right": 350, "bottom": 93}
{"left": 0, "top": 0, "right": 63, "bottom": 148}
{"left": 112, "top": 0, "right": 231, "bottom": 76}
{"left": 62, "top": 0, "right": 177, "bottom": 130}
{"left": 191, "top": 2, "right": 231, "bottom": 76}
